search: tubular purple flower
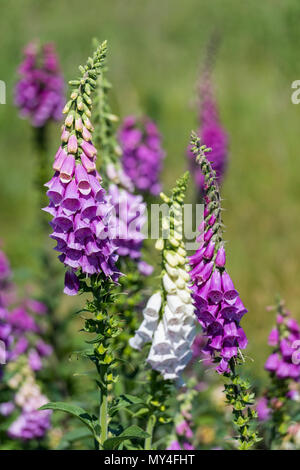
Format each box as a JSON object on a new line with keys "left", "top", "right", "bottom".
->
{"left": 46, "top": 176, "right": 65, "bottom": 206}
{"left": 59, "top": 154, "right": 75, "bottom": 183}
{"left": 207, "top": 269, "right": 223, "bottom": 304}
{"left": 61, "top": 179, "right": 81, "bottom": 215}
{"left": 215, "top": 245, "right": 226, "bottom": 268}
{"left": 53, "top": 147, "right": 68, "bottom": 172}
{"left": 81, "top": 152, "right": 96, "bottom": 173}
{"left": 81, "top": 141, "right": 97, "bottom": 159}
{"left": 221, "top": 272, "right": 239, "bottom": 304}
{"left": 63, "top": 270, "right": 80, "bottom": 296}
{"left": 67, "top": 134, "right": 78, "bottom": 154}
{"left": 75, "top": 164, "right": 91, "bottom": 195}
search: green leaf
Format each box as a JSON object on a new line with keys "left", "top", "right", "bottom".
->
{"left": 109, "top": 394, "right": 144, "bottom": 416}
{"left": 102, "top": 425, "right": 150, "bottom": 450}
{"left": 39, "top": 402, "right": 96, "bottom": 435}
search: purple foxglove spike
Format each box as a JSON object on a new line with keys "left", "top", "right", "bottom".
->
{"left": 67, "top": 134, "right": 78, "bottom": 154}
{"left": 46, "top": 176, "right": 65, "bottom": 205}
{"left": 203, "top": 240, "right": 215, "bottom": 260}
{"left": 81, "top": 141, "right": 97, "bottom": 159}
{"left": 81, "top": 152, "right": 96, "bottom": 173}
{"left": 75, "top": 164, "right": 91, "bottom": 195}
{"left": 119, "top": 116, "right": 164, "bottom": 195}
{"left": 221, "top": 271, "right": 238, "bottom": 304}
{"left": 265, "top": 353, "right": 280, "bottom": 372}
{"left": 15, "top": 41, "right": 65, "bottom": 127}
{"left": 53, "top": 147, "right": 68, "bottom": 172}
{"left": 59, "top": 154, "right": 75, "bottom": 183}
{"left": 64, "top": 270, "right": 80, "bottom": 296}
{"left": 61, "top": 179, "right": 80, "bottom": 215}
{"left": 207, "top": 269, "right": 223, "bottom": 304}
{"left": 215, "top": 245, "right": 226, "bottom": 268}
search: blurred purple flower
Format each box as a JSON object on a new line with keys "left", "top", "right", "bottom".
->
{"left": 265, "top": 310, "right": 300, "bottom": 381}
{"left": 15, "top": 42, "right": 65, "bottom": 127}
{"left": 187, "top": 69, "right": 228, "bottom": 192}
{"left": 119, "top": 116, "right": 165, "bottom": 195}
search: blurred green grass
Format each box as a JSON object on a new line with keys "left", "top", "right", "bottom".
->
{"left": 1, "top": 0, "right": 300, "bottom": 378}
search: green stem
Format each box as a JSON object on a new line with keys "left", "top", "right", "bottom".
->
{"left": 99, "top": 382, "right": 108, "bottom": 447}
{"left": 145, "top": 414, "right": 156, "bottom": 450}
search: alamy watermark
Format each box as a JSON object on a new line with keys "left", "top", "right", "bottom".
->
{"left": 107, "top": 200, "right": 204, "bottom": 251}
{"left": 0, "top": 80, "right": 6, "bottom": 104}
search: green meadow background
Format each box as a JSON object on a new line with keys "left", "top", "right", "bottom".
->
{"left": 1, "top": 0, "right": 300, "bottom": 379}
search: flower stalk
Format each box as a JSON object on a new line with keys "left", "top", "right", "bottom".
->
{"left": 189, "top": 132, "right": 260, "bottom": 450}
